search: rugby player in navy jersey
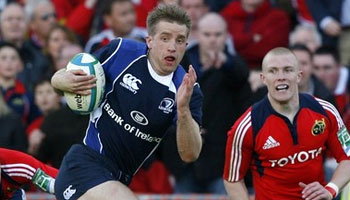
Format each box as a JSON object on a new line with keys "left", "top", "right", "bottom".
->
{"left": 223, "top": 47, "right": 350, "bottom": 200}
{"left": 51, "top": 4, "right": 203, "bottom": 200}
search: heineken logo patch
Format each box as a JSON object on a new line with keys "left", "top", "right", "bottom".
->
{"left": 337, "top": 126, "right": 350, "bottom": 156}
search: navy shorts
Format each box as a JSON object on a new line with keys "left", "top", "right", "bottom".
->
{"left": 54, "top": 144, "right": 132, "bottom": 200}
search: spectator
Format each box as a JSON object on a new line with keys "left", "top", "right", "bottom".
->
{"left": 0, "top": 3, "right": 49, "bottom": 92}
{"left": 289, "top": 24, "right": 322, "bottom": 52}
{"left": 221, "top": 0, "right": 291, "bottom": 69}
{"left": 26, "top": 0, "right": 58, "bottom": 51}
{"left": 55, "top": 43, "right": 83, "bottom": 71}
{"left": 0, "top": 92, "right": 27, "bottom": 152}
{"left": 179, "top": 0, "right": 208, "bottom": 44}
{"left": 162, "top": 13, "right": 251, "bottom": 194}
{"left": 0, "top": 41, "right": 41, "bottom": 133}
{"left": 313, "top": 46, "right": 350, "bottom": 128}
{"left": 44, "top": 24, "right": 79, "bottom": 77}
{"left": 27, "top": 78, "right": 62, "bottom": 155}
{"left": 84, "top": 0, "right": 147, "bottom": 53}
{"left": 290, "top": 44, "right": 335, "bottom": 105}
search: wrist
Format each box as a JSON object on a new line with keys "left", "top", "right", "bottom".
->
{"left": 325, "top": 182, "right": 339, "bottom": 199}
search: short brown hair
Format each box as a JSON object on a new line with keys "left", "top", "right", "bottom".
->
{"left": 146, "top": 4, "right": 191, "bottom": 36}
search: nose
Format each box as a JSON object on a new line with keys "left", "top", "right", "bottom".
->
{"left": 167, "top": 40, "right": 176, "bottom": 52}
{"left": 276, "top": 70, "right": 286, "bottom": 80}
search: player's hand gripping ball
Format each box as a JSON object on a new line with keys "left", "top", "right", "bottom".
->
{"left": 64, "top": 53, "right": 105, "bottom": 115}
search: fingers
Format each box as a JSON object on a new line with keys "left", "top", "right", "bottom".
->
{"left": 66, "top": 69, "right": 97, "bottom": 95}
{"left": 301, "top": 182, "right": 330, "bottom": 200}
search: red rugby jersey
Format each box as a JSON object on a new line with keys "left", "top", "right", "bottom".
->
{"left": 224, "top": 94, "right": 350, "bottom": 200}
{"left": 0, "top": 148, "right": 58, "bottom": 199}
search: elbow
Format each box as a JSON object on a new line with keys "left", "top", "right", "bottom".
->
{"left": 179, "top": 149, "right": 201, "bottom": 163}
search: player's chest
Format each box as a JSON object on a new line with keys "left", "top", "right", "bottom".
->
{"left": 254, "top": 113, "right": 330, "bottom": 161}
{"left": 105, "top": 68, "right": 176, "bottom": 127}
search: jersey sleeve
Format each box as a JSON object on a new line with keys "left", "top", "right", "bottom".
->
{"left": 321, "top": 100, "right": 350, "bottom": 161}
{"left": 0, "top": 148, "right": 58, "bottom": 184}
{"left": 93, "top": 38, "right": 122, "bottom": 68}
{"left": 223, "top": 108, "right": 254, "bottom": 182}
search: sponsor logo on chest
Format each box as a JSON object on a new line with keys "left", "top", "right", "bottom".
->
{"left": 269, "top": 147, "right": 323, "bottom": 167}
{"left": 120, "top": 73, "right": 142, "bottom": 94}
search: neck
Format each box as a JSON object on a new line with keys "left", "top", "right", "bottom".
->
{"left": 0, "top": 77, "right": 16, "bottom": 90}
{"left": 148, "top": 52, "right": 165, "bottom": 76}
{"left": 268, "top": 93, "right": 300, "bottom": 122}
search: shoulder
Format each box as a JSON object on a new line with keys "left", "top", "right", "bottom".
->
{"left": 93, "top": 38, "right": 147, "bottom": 64}
{"left": 229, "top": 107, "right": 253, "bottom": 136}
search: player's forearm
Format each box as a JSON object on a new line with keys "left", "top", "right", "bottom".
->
{"left": 224, "top": 179, "right": 250, "bottom": 200}
{"left": 176, "top": 108, "right": 202, "bottom": 163}
{"left": 51, "top": 68, "right": 67, "bottom": 93}
{"left": 328, "top": 160, "right": 350, "bottom": 191}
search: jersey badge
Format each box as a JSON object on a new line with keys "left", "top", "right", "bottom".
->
{"left": 158, "top": 98, "right": 174, "bottom": 114}
{"left": 312, "top": 118, "right": 326, "bottom": 136}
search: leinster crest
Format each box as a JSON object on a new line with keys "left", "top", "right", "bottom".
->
{"left": 312, "top": 118, "right": 326, "bottom": 136}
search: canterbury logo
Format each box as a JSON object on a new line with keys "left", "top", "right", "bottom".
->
{"left": 120, "top": 73, "right": 142, "bottom": 94}
{"left": 63, "top": 185, "right": 76, "bottom": 200}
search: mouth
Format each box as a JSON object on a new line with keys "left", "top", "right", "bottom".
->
{"left": 164, "top": 56, "right": 176, "bottom": 64}
{"left": 275, "top": 84, "right": 289, "bottom": 91}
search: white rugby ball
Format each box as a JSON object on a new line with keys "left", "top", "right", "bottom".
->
{"left": 64, "top": 53, "right": 105, "bottom": 115}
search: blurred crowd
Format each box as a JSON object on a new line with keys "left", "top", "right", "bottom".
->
{"left": 0, "top": 0, "right": 349, "bottom": 197}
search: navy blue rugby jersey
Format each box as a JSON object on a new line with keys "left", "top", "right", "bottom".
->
{"left": 83, "top": 38, "right": 203, "bottom": 176}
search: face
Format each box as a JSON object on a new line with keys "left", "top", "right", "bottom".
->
{"left": 313, "top": 54, "right": 339, "bottom": 91}
{"left": 56, "top": 45, "right": 82, "bottom": 71}
{"left": 241, "top": 0, "right": 264, "bottom": 12}
{"left": 31, "top": 3, "right": 57, "bottom": 39}
{"left": 146, "top": 21, "right": 188, "bottom": 75}
{"left": 181, "top": 0, "right": 207, "bottom": 28}
{"left": 35, "top": 81, "right": 61, "bottom": 114}
{"left": 105, "top": 1, "right": 136, "bottom": 36}
{"left": 198, "top": 18, "right": 227, "bottom": 52}
{"left": 48, "top": 29, "right": 69, "bottom": 60}
{"left": 261, "top": 53, "right": 302, "bottom": 104}
{"left": 0, "top": 47, "right": 22, "bottom": 79}
{"left": 293, "top": 50, "right": 312, "bottom": 88}
{"left": 292, "top": 29, "right": 319, "bottom": 52}
{"left": 0, "top": 4, "right": 27, "bottom": 42}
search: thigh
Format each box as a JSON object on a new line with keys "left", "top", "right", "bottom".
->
{"left": 55, "top": 144, "right": 131, "bottom": 200}
{"left": 78, "top": 181, "right": 138, "bottom": 200}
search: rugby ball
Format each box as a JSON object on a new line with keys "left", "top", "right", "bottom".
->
{"left": 64, "top": 53, "right": 105, "bottom": 115}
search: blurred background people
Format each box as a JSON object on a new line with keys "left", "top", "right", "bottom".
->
{"left": 28, "top": 78, "right": 62, "bottom": 155}
{"left": 0, "top": 41, "right": 41, "bottom": 135}
{"left": 85, "top": 0, "right": 147, "bottom": 53}
{"left": 26, "top": 0, "right": 58, "bottom": 51}
{"left": 0, "top": 92, "right": 27, "bottom": 152}
{"left": 312, "top": 45, "right": 350, "bottom": 127}
{"left": 289, "top": 24, "right": 322, "bottom": 53}
{"left": 44, "top": 24, "right": 79, "bottom": 77}
{"left": 0, "top": 2, "right": 49, "bottom": 92}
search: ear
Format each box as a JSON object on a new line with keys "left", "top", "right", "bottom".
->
{"left": 296, "top": 70, "right": 303, "bottom": 84}
{"left": 260, "top": 72, "right": 266, "bottom": 84}
{"left": 146, "top": 36, "right": 153, "bottom": 49}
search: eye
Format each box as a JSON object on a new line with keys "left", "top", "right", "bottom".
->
{"left": 161, "top": 36, "right": 169, "bottom": 42}
{"left": 176, "top": 38, "right": 185, "bottom": 44}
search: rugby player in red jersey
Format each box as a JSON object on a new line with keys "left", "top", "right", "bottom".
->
{"left": 0, "top": 148, "right": 57, "bottom": 200}
{"left": 223, "top": 47, "right": 350, "bottom": 200}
